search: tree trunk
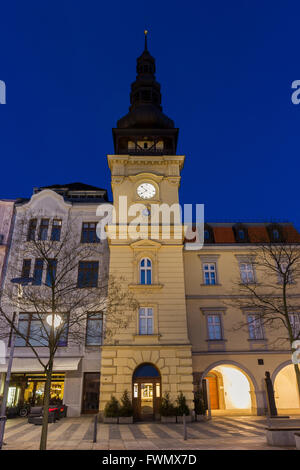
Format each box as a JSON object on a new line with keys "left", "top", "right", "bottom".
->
{"left": 39, "top": 359, "right": 54, "bottom": 451}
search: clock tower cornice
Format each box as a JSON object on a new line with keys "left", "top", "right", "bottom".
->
{"left": 107, "top": 154, "right": 185, "bottom": 171}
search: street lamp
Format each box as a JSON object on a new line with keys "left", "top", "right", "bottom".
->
{"left": 46, "top": 314, "right": 62, "bottom": 329}
{"left": 0, "top": 277, "right": 34, "bottom": 450}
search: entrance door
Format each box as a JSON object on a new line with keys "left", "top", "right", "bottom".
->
{"left": 140, "top": 382, "right": 154, "bottom": 419}
{"left": 82, "top": 373, "right": 100, "bottom": 414}
{"left": 206, "top": 375, "right": 219, "bottom": 410}
{"left": 132, "top": 364, "right": 161, "bottom": 421}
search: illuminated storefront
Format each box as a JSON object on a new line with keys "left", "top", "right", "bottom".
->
{"left": 8, "top": 373, "right": 65, "bottom": 407}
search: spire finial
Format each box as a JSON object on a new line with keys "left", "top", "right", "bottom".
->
{"left": 144, "top": 29, "right": 148, "bottom": 50}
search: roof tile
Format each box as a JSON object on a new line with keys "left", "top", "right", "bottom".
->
{"left": 213, "top": 227, "right": 235, "bottom": 243}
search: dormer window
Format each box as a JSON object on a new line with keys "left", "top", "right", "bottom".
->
{"left": 267, "top": 224, "right": 283, "bottom": 243}
{"left": 203, "top": 224, "right": 214, "bottom": 243}
{"left": 273, "top": 229, "right": 279, "bottom": 241}
{"left": 234, "top": 224, "right": 248, "bottom": 243}
{"left": 238, "top": 229, "right": 245, "bottom": 240}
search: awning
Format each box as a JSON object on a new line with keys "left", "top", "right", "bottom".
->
{"left": 0, "top": 357, "right": 81, "bottom": 373}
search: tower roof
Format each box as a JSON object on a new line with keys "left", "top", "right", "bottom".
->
{"left": 116, "top": 31, "right": 175, "bottom": 130}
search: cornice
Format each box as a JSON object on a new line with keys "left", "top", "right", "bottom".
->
{"left": 107, "top": 154, "right": 185, "bottom": 169}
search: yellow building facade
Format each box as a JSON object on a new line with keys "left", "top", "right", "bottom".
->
{"left": 185, "top": 241, "right": 300, "bottom": 416}
{"left": 99, "top": 35, "right": 300, "bottom": 419}
{"left": 99, "top": 153, "right": 194, "bottom": 418}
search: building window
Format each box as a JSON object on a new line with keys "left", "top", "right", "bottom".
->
{"left": 273, "top": 229, "right": 280, "bottom": 241}
{"left": 21, "top": 259, "right": 31, "bottom": 279}
{"left": 16, "top": 313, "right": 68, "bottom": 347}
{"left": 81, "top": 223, "right": 100, "bottom": 243}
{"left": 27, "top": 219, "right": 37, "bottom": 241}
{"left": 289, "top": 313, "right": 300, "bottom": 338}
{"left": 278, "top": 261, "right": 293, "bottom": 284}
{"left": 203, "top": 225, "right": 214, "bottom": 243}
{"left": 247, "top": 314, "right": 264, "bottom": 340}
{"left": 51, "top": 220, "right": 62, "bottom": 241}
{"left": 204, "top": 230, "right": 210, "bottom": 241}
{"left": 240, "top": 262, "right": 255, "bottom": 284}
{"left": 207, "top": 314, "right": 222, "bottom": 340}
{"left": 39, "top": 219, "right": 49, "bottom": 241}
{"left": 77, "top": 261, "right": 99, "bottom": 288}
{"left": 267, "top": 224, "right": 283, "bottom": 243}
{"left": 139, "top": 307, "right": 153, "bottom": 335}
{"left": 233, "top": 225, "right": 249, "bottom": 243}
{"left": 86, "top": 313, "right": 103, "bottom": 345}
{"left": 33, "top": 259, "right": 44, "bottom": 286}
{"left": 238, "top": 229, "right": 245, "bottom": 240}
{"left": 15, "top": 313, "right": 30, "bottom": 347}
{"left": 203, "top": 263, "right": 216, "bottom": 285}
{"left": 140, "top": 258, "right": 152, "bottom": 285}
{"left": 45, "top": 259, "right": 57, "bottom": 287}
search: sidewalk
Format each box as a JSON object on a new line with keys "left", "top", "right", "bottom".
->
{"left": 2, "top": 415, "right": 293, "bottom": 450}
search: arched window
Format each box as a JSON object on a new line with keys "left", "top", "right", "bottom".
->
{"left": 140, "top": 258, "right": 152, "bottom": 285}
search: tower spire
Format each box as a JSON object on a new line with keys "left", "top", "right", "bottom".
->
{"left": 113, "top": 33, "right": 179, "bottom": 155}
{"left": 144, "top": 29, "right": 148, "bottom": 51}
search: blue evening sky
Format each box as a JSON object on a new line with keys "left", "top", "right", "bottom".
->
{"left": 0, "top": 1, "right": 300, "bottom": 228}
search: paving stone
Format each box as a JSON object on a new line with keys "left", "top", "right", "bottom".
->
{"left": 2, "top": 416, "right": 296, "bottom": 450}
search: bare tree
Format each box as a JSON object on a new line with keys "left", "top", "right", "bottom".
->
{"left": 229, "top": 241, "right": 300, "bottom": 399}
{"left": 0, "top": 212, "right": 138, "bottom": 450}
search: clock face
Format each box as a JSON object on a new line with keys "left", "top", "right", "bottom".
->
{"left": 137, "top": 183, "right": 156, "bottom": 199}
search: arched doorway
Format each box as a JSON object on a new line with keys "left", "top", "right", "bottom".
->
{"left": 202, "top": 363, "right": 257, "bottom": 415}
{"left": 273, "top": 363, "right": 300, "bottom": 414}
{"left": 132, "top": 363, "right": 161, "bottom": 421}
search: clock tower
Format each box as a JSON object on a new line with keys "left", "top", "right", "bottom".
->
{"left": 99, "top": 32, "right": 194, "bottom": 420}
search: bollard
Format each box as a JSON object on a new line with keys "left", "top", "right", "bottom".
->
{"left": 183, "top": 413, "right": 187, "bottom": 441}
{"left": 93, "top": 414, "right": 98, "bottom": 443}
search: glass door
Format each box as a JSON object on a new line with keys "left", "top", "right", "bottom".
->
{"left": 140, "top": 383, "right": 153, "bottom": 418}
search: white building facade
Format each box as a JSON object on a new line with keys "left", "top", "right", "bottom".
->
{"left": 0, "top": 183, "right": 109, "bottom": 417}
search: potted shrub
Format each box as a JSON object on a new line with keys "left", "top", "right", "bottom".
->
{"left": 194, "top": 389, "right": 207, "bottom": 422}
{"left": 103, "top": 395, "right": 120, "bottom": 423}
{"left": 119, "top": 389, "right": 134, "bottom": 424}
{"left": 176, "top": 391, "right": 192, "bottom": 423}
{"left": 159, "top": 392, "right": 176, "bottom": 423}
